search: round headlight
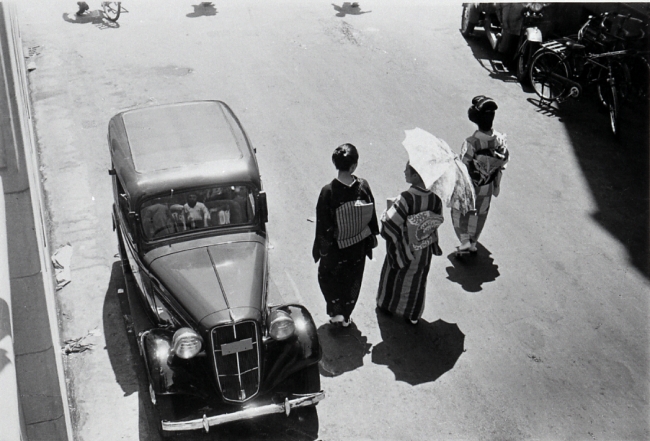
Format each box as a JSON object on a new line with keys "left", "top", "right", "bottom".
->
{"left": 171, "top": 327, "right": 203, "bottom": 359}
{"left": 529, "top": 3, "right": 544, "bottom": 12}
{"left": 269, "top": 310, "right": 295, "bottom": 341}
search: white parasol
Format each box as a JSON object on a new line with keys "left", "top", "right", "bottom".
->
{"left": 402, "top": 128, "right": 476, "bottom": 214}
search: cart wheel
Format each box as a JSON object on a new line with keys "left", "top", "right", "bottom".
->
{"left": 460, "top": 4, "right": 476, "bottom": 37}
{"left": 529, "top": 49, "right": 570, "bottom": 102}
{"left": 102, "top": 1, "right": 121, "bottom": 22}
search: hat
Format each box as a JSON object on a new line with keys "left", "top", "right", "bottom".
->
{"left": 471, "top": 95, "right": 498, "bottom": 113}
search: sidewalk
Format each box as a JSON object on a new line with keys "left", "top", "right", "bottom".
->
{"left": 0, "top": 3, "right": 71, "bottom": 440}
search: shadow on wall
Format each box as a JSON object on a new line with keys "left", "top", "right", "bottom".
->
{"left": 371, "top": 310, "right": 465, "bottom": 385}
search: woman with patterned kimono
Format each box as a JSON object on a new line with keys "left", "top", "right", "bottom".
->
{"left": 452, "top": 95, "right": 510, "bottom": 254}
{"left": 313, "top": 144, "right": 379, "bottom": 327}
{"left": 376, "top": 163, "right": 443, "bottom": 325}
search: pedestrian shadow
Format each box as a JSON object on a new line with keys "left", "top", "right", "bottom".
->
{"left": 332, "top": 2, "right": 371, "bottom": 17}
{"left": 371, "top": 310, "right": 465, "bottom": 385}
{"left": 445, "top": 242, "right": 500, "bottom": 292}
{"left": 62, "top": 11, "right": 119, "bottom": 29}
{"left": 187, "top": 2, "right": 218, "bottom": 18}
{"left": 317, "top": 322, "right": 372, "bottom": 377}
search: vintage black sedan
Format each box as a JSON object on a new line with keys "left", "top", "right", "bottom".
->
{"left": 108, "top": 100, "right": 324, "bottom": 437}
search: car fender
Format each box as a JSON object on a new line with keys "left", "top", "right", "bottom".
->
{"left": 525, "top": 26, "right": 543, "bottom": 43}
{"left": 140, "top": 328, "right": 211, "bottom": 399}
{"left": 261, "top": 304, "right": 321, "bottom": 392}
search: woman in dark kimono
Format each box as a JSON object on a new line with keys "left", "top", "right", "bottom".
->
{"left": 313, "top": 144, "right": 379, "bottom": 327}
{"left": 376, "top": 163, "right": 443, "bottom": 325}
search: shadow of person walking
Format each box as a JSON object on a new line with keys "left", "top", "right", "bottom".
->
{"left": 332, "top": 2, "right": 372, "bottom": 17}
{"left": 371, "top": 310, "right": 465, "bottom": 385}
{"left": 445, "top": 242, "right": 500, "bottom": 292}
{"left": 187, "top": 2, "right": 217, "bottom": 18}
{"left": 317, "top": 322, "right": 372, "bottom": 377}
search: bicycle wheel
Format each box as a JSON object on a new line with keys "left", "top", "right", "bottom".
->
{"left": 602, "top": 81, "right": 620, "bottom": 136}
{"left": 529, "top": 49, "right": 570, "bottom": 102}
{"left": 624, "top": 55, "right": 650, "bottom": 104}
{"left": 102, "top": 1, "right": 121, "bottom": 22}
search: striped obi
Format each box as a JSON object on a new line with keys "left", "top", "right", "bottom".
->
{"left": 335, "top": 200, "right": 375, "bottom": 249}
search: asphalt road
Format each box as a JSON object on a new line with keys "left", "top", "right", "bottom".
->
{"left": 15, "top": 1, "right": 649, "bottom": 440}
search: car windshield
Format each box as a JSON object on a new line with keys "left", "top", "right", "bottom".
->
{"left": 140, "top": 185, "right": 256, "bottom": 240}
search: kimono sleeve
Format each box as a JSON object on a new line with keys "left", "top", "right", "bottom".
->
{"left": 380, "top": 193, "right": 412, "bottom": 268}
{"left": 312, "top": 186, "right": 335, "bottom": 263}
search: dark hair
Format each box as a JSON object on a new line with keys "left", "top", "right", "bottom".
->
{"left": 468, "top": 95, "right": 498, "bottom": 131}
{"left": 332, "top": 143, "right": 359, "bottom": 171}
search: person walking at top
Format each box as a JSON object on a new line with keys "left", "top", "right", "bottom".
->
{"left": 313, "top": 143, "right": 379, "bottom": 327}
{"left": 452, "top": 95, "right": 509, "bottom": 254}
{"left": 376, "top": 162, "right": 444, "bottom": 325}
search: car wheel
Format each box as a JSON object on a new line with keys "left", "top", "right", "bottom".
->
{"left": 460, "top": 4, "right": 476, "bottom": 37}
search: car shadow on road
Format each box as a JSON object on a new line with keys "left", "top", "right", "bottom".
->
{"left": 103, "top": 261, "right": 139, "bottom": 397}
{"left": 371, "top": 310, "right": 465, "bottom": 385}
{"left": 317, "top": 322, "right": 372, "bottom": 377}
{"left": 445, "top": 243, "right": 500, "bottom": 292}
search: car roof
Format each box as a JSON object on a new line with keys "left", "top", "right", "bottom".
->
{"left": 109, "top": 101, "right": 261, "bottom": 207}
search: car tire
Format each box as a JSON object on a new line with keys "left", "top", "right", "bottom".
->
{"left": 460, "top": 4, "right": 476, "bottom": 37}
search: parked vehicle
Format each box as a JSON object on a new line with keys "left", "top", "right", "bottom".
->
{"left": 461, "top": 3, "right": 556, "bottom": 83}
{"left": 108, "top": 100, "right": 324, "bottom": 437}
{"left": 528, "top": 12, "right": 649, "bottom": 136}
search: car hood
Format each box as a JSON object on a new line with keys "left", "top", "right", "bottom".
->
{"left": 149, "top": 240, "right": 266, "bottom": 328}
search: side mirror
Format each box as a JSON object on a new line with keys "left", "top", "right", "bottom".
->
{"left": 108, "top": 168, "right": 116, "bottom": 176}
{"left": 258, "top": 191, "right": 268, "bottom": 224}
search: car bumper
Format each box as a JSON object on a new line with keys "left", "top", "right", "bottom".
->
{"left": 161, "top": 391, "right": 325, "bottom": 433}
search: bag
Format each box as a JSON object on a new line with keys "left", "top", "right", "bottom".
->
{"left": 405, "top": 211, "right": 444, "bottom": 252}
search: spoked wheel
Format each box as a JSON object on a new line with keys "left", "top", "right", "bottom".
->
{"left": 529, "top": 49, "right": 570, "bottom": 102}
{"left": 623, "top": 55, "right": 650, "bottom": 105}
{"left": 605, "top": 82, "right": 620, "bottom": 136}
{"left": 460, "top": 4, "right": 476, "bottom": 37}
{"left": 102, "top": 1, "right": 121, "bottom": 22}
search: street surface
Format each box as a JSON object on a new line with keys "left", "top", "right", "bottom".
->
{"left": 15, "top": 1, "right": 649, "bottom": 440}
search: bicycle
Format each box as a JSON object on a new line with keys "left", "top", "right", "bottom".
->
{"left": 528, "top": 12, "right": 649, "bottom": 137}
{"left": 102, "top": 1, "right": 122, "bottom": 22}
{"left": 76, "top": 1, "right": 122, "bottom": 22}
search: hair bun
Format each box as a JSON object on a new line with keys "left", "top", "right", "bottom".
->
{"left": 472, "top": 95, "right": 498, "bottom": 113}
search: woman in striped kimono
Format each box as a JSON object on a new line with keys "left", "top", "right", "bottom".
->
{"left": 452, "top": 95, "right": 509, "bottom": 254}
{"left": 376, "top": 163, "right": 443, "bottom": 325}
{"left": 313, "top": 144, "right": 379, "bottom": 327}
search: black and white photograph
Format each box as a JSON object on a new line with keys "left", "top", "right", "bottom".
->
{"left": 0, "top": 1, "right": 648, "bottom": 440}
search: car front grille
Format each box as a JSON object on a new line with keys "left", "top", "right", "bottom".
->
{"left": 211, "top": 321, "right": 260, "bottom": 402}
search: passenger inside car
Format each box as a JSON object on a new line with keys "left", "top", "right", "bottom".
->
{"left": 184, "top": 193, "right": 211, "bottom": 229}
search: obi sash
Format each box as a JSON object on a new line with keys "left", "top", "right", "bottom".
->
{"left": 406, "top": 211, "right": 444, "bottom": 251}
{"left": 335, "top": 200, "right": 375, "bottom": 249}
